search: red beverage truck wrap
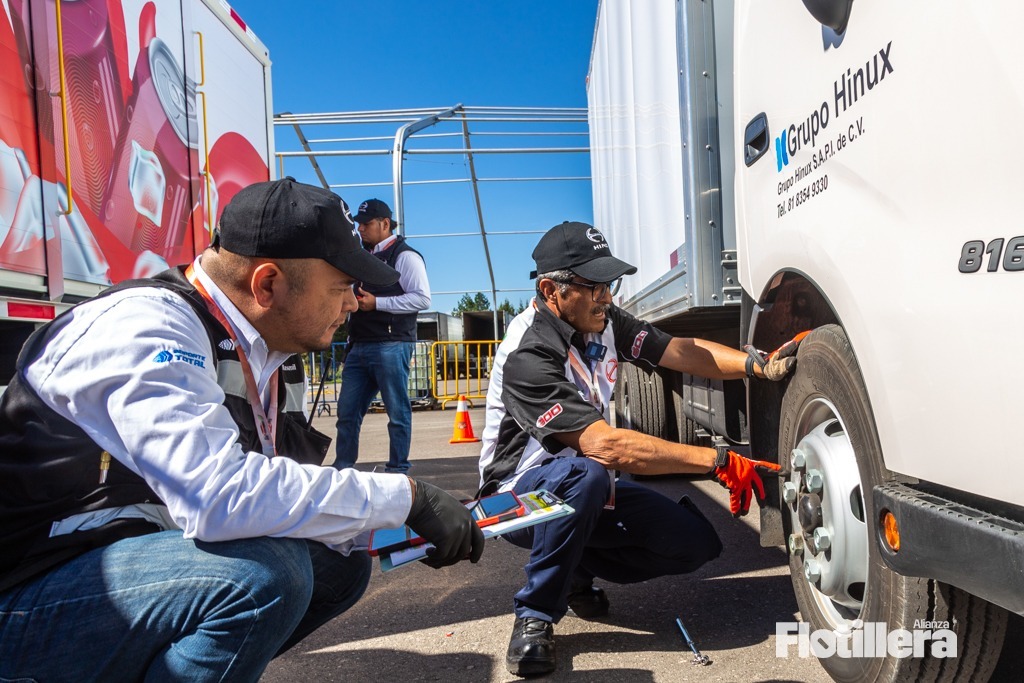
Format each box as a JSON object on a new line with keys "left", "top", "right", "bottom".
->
{"left": 0, "top": 0, "right": 273, "bottom": 382}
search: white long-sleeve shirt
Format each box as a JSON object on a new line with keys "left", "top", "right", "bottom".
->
{"left": 25, "top": 258, "right": 411, "bottom": 553}
{"left": 371, "top": 234, "right": 431, "bottom": 313}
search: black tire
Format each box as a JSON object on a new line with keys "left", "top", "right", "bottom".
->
{"left": 614, "top": 361, "right": 668, "bottom": 439}
{"left": 779, "top": 324, "right": 1006, "bottom": 682}
{"left": 671, "top": 390, "right": 711, "bottom": 448}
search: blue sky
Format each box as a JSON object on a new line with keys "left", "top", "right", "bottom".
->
{"left": 229, "top": 1, "right": 600, "bottom": 319}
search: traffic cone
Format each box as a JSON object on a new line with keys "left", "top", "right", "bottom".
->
{"left": 449, "top": 395, "right": 481, "bottom": 444}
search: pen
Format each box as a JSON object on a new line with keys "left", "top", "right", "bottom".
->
{"left": 98, "top": 451, "right": 111, "bottom": 484}
{"left": 676, "top": 617, "right": 711, "bottom": 666}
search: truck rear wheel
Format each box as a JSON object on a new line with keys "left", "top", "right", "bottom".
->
{"left": 671, "top": 391, "right": 711, "bottom": 448}
{"left": 779, "top": 324, "right": 1006, "bottom": 682}
{"left": 614, "top": 361, "right": 668, "bottom": 439}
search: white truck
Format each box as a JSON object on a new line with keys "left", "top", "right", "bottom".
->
{"left": 589, "top": 1, "right": 1023, "bottom": 680}
{"left": 0, "top": 0, "right": 274, "bottom": 387}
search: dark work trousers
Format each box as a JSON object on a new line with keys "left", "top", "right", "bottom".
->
{"left": 503, "top": 456, "right": 722, "bottom": 624}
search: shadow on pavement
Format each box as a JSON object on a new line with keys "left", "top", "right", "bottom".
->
{"left": 268, "top": 410, "right": 820, "bottom": 682}
{"left": 267, "top": 647, "right": 494, "bottom": 682}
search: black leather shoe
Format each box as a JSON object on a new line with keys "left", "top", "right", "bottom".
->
{"left": 567, "top": 583, "right": 610, "bottom": 618}
{"left": 506, "top": 617, "right": 556, "bottom": 676}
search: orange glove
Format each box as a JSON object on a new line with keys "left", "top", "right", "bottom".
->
{"left": 713, "top": 450, "right": 782, "bottom": 517}
{"left": 743, "top": 330, "right": 811, "bottom": 381}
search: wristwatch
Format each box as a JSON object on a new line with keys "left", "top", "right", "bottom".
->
{"left": 743, "top": 345, "right": 765, "bottom": 378}
{"left": 714, "top": 444, "right": 731, "bottom": 469}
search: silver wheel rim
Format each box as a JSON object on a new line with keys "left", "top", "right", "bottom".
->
{"left": 786, "top": 397, "right": 869, "bottom": 629}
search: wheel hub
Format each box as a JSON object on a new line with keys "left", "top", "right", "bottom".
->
{"left": 785, "top": 398, "right": 868, "bottom": 625}
{"left": 798, "top": 493, "right": 822, "bottom": 534}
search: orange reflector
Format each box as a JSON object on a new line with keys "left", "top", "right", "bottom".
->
{"left": 882, "top": 511, "right": 900, "bottom": 552}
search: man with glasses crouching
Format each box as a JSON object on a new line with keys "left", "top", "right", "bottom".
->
{"left": 479, "top": 221, "right": 798, "bottom": 676}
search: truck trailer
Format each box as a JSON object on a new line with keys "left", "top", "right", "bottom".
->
{"left": 0, "top": 0, "right": 274, "bottom": 388}
{"left": 588, "top": 1, "right": 1023, "bottom": 681}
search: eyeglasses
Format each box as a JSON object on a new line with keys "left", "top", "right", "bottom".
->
{"left": 566, "top": 278, "right": 621, "bottom": 302}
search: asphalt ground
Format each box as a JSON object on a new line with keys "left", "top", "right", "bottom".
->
{"left": 262, "top": 404, "right": 1024, "bottom": 683}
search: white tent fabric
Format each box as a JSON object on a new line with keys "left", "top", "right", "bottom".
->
{"left": 587, "top": 0, "right": 685, "bottom": 304}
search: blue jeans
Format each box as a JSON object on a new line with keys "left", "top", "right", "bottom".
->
{"left": 503, "top": 457, "right": 723, "bottom": 623}
{"left": 333, "top": 341, "right": 414, "bottom": 473}
{"left": 0, "top": 531, "right": 371, "bottom": 682}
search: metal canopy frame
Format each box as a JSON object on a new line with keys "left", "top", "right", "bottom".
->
{"left": 273, "top": 105, "right": 589, "bottom": 335}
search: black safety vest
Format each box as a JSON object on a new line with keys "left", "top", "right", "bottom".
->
{"left": 0, "top": 267, "right": 331, "bottom": 593}
{"left": 347, "top": 236, "right": 422, "bottom": 342}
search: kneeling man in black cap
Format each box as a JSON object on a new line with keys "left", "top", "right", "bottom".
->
{"left": 0, "top": 179, "right": 483, "bottom": 681}
{"left": 479, "top": 221, "right": 798, "bottom": 676}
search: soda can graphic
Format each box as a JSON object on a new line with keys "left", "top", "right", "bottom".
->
{"left": 3, "top": 175, "right": 109, "bottom": 283}
{"left": 11, "top": 0, "right": 129, "bottom": 216}
{"left": 102, "top": 36, "right": 199, "bottom": 262}
{"left": 3, "top": 0, "right": 42, "bottom": 173}
{"left": 58, "top": 0, "right": 129, "bottom": 217}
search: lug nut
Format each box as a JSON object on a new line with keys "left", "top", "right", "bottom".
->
{"left": 788, "top": 533, "right": 804, "bottom": 556}
{"left": 782, "top": 482, "right": 798, "bottom": 504}
{"left": 806, "top": 469, "right": 824, "bottom": 493}
{"left": 805, "top": 559, "right": 821, "bottom": 582}
{"left": 813, "top": 527, "right": 832, "bottom": 550}
{"left": 790, "top": 449, "right": 807, "bottom": 470}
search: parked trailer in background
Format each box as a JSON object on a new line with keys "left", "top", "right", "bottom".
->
{"left": 0, "top": 0, "right": 273, "bottom": 387}
{"left": 589, "top": 1, "right": 1023, "bottom": 681}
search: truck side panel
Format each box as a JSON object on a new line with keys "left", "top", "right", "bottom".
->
{"left": 735, "top": 2, "right": 1024, "bottom": 505}
{"left": 186, "top": 0, "right": 272, "bottom": 235}
{"left": 588, "top": 0, "right": 688, "bottom": 312}
{"left": 589, "top": 0, "right": 740, "bottom": 322}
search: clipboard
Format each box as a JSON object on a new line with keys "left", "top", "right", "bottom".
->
{"left": 367, "top": 523, "right": 427, "bottom": 557}
{"left": 469, "top": 490, "right": 526, "bottom": 527}
{"left": 377, "top": 489, "right": 574, "bottom": 571}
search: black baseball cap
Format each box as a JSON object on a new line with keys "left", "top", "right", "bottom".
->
{"left": 214, "top": 178, "right": 399, "bottom": 286}
{"left": 530, "top": 221, "right": 637, "bottom": 282}
{"left": 352, "top": 198, "right": 392, "bottom": 224}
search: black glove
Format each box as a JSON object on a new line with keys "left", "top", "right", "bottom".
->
{"left": 405, "top": 479, "right": 485, "bottom": 568}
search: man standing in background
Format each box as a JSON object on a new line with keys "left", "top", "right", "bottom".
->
{"left": 333, "top": 199, "right": 430, "bottom": 473}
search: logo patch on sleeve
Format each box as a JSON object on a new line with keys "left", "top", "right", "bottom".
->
{"left": 630, "top": 331, "right": 648, "bottom": 359}
{"left": 152, "top": 349, "right": 207, "bottom": 368}
{"left": 536, "top": 403, "right": 563, "bottom": 428}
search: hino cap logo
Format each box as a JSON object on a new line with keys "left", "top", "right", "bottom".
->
{"left": 586, "top": 227, "right": 606, "bottom": 243}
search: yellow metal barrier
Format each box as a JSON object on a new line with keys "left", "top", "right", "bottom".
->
{"left": 431, "top": 340, "right": 499, "bottom": 408}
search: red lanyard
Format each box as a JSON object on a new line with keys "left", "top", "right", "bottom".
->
{"left": 567, "top": 347, "right": 604, "bottom": 412}
{"left": 564, "top": 333, "right": 615, "bottom": 510}
{"left": 186, "top": 265, "right": 279, "bottom": 456}
{"left": 530, "top": 299, "right": 605, "bottom": 411}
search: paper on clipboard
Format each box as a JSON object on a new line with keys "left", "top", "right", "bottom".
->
{"left": 378, "top": 489, "right": 574, "bottom": 571}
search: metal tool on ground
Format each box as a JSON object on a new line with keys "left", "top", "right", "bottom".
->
{"left": 675, "top": 617, "right": 712, "bottom": 666}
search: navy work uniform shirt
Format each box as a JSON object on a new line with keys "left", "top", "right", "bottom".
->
{"left": 478, "top": 297, "right": 671, "bottom": 495}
